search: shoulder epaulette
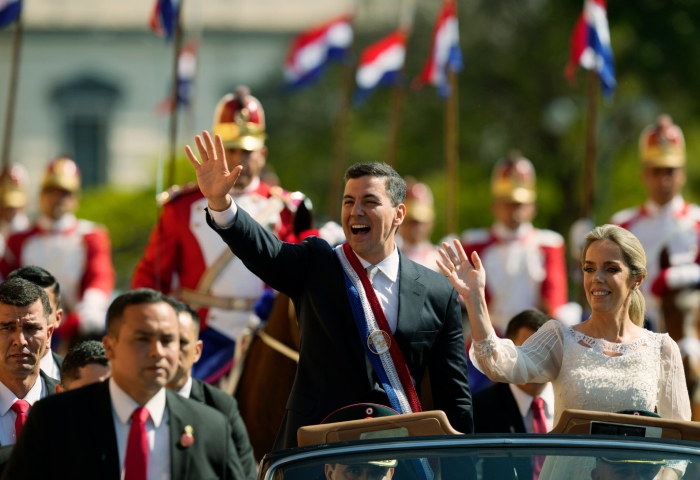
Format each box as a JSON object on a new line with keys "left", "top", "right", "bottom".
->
{"left": 157, "top": 182, "right": 200, "bottom": 206}
{"left": 609, "top": 206, "right": 642, "bottom": 226}
{"left": 461, "top": 228, "right": 491, "bottom": 245}
{"left": 534, "top": 229, "right": 565, "bottom": 248}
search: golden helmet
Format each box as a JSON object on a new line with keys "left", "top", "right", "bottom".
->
{"left": 639, "top": 114, "right": 685, "bottom": 168}
{"left": 404, "top": 178, "right": 435, "bottom": 223}
{"left": 212, "top": 86, "right": 266, "bottom": 151}
{"left": 42, "top": 157, "right": 81, "bottom": 193}
{"left": 491, "top": 152, "right": 537, "bottom": 204}
{"left": 0, "top": 164, "right": 29, "bottom": 208}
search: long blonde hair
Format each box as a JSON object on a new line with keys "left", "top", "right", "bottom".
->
{"left": 580, "top": 224, "right": 647, "bottom": 327}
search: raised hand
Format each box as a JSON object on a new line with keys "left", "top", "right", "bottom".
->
{"left": 437, "top": 239, "right": 493, "bottom": 342}
{"left": 185, "top": 131, "right": 242, "bottom": 211}
{"left": 437, "top": 239, "right": 486, "bottom": 301}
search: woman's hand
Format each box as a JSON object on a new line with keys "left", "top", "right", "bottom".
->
{"left": 437, "top": 239, "right": 486, "bottom": 301}
{"left": 185, "top": 131, "right": 242, "bottom": 211}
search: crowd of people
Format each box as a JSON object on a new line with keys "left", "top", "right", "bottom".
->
{"left": 0, "top": 87, "right": 696, "bottom": 479}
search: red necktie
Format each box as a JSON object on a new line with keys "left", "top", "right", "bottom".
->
{"left": 10, "top": 400, "right": 29, "bottom": 440}
{"left": 531, "top": 397, "right": 547, "bottom": 479}
{"left": 124, "top": 406, "right": 150, "bottom": 480}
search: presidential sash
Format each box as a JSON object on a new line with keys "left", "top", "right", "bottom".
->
{"left": 336, "top": 243, "right": 434, "bottom": 480}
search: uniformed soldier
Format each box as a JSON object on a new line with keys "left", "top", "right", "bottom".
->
{"left": 0, "top": 164, "right": 30, "bottom": 257}
{"left": 396, "top": 179, "right": 440, "bottom": 271}
{"left": 610, "top": 114, "right": 700, "bottom": 334}
{"left": 461, "top": 153, "right": 569, "bottom": 333}
{"left": 132, "top": 86, "right": 309, "bottom": 383}
{"left": 0, "top": 157, "right": 115, "bottom": 341}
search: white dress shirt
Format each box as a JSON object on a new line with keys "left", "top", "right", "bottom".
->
{"left": 176, "top": 376, "right": 193, "bottom": 399}
{"left": 109, "top": 378, "right": 171, "bottom": 480}
{"left": 509, "top": 382, "right": 555, "bottom": 433}
{"left": 39, "top": 349, "right": 61, "bottom": 381}
{"left": 210, "top": 200, "right": 402, "bottom": 332}
{"left": 0, "top": 375, "right": 46, "bottom": 446}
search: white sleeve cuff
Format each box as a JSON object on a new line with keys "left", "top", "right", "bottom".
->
{"left": 210, "top": 201, "right": 238, "bottom": 228}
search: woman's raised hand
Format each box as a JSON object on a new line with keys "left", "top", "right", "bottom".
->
{"left": 185, "top": 131, "right": 242, "bottom": 211}
{"left": 437, "top": 239, "right": 486, "bottom": 301}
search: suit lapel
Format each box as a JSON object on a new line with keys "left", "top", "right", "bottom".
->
{"left": 167, "top": 391, "right": 190, "bottom": 480}
{"left": 189, "top": 378, "right": 204, "bottom": 403}
{"left": 396, "top": 252, "right": 426, "bottom": 350}
{"left": 499, "top": 383, "right": 527, "bottom": 434}
{"left": 39, "top": 370, "right": 58, "bottom": 396}
{"left": 90, "top": 382, "right": 121, "bottom": 479}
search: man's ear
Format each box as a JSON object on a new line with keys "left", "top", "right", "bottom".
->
{"left": 55, "top": 384, "right": 64, "bottom": 394}
{"left": 103, "top": 335, "right": 115, "bottom": 361}
{"left": 394, "top": 204, "right": 406, "bottom": 227}
{"left": 324, "top": 464, "right": 334, "bottom": 480}
{"left": 54, "top": 308, "right": 64, "bottom": 329}
{"left": 194, "top": 340, "right": 204, "bottom": 363}
{"left": 45, "top": 324, "right": 55, "bottom": 349}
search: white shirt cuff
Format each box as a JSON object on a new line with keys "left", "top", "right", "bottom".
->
{"left": 209, "top": 200, "right": 238, "bottom": 228}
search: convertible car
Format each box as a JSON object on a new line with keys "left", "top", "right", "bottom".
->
{"left": 259, "top": 409, "right": 700, "bottom": 480}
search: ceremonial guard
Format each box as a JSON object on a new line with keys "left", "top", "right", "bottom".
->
{"left": 396, "top": 179, "right": 440, "bottom": 271}
{"left": 610, "top": 114, "right": 700, "bottom": 335}
{"left": 0, "top": 157, "right": 115, "bottom": 339}
{"left": 461, "top": 154, "right": 569, "bottom": 333}
{"left": 132, "top": 87, "right": 307, "bottom": 383}
{"left": 0, "top": 164, "right": 30, "bottom": 257}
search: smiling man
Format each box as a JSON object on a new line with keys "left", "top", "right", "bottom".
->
{"left": 185, "top": 131, "right": 473, "bottom": 450}
{"left": 2, "top": 288, "right": 241, "bottom": 479}
{"left": 0, "top": 277, "right": 58, "bottom": 446}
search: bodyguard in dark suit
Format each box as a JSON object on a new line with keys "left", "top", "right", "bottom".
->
{"left": 2, "top": 288, "right": 240, "bottom": 480}
{"left": 185, "top": 133, "right": 473, "bottom": 450}
{"left": 473, "top": 309, "right": 553, "bottom": 479}
{"left": 167, "top": 300, "right": 256, "bottom": 479}
{"left": 6, "top": 266, "right": 65, "bottom": 381}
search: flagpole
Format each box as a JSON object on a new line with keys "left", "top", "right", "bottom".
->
{"left": 386, "top": 0, "right": 415, "bottom": 168}
{"left": 165, "top": 0, "right": 185, "bottom": 189}
{"left": 1, "top": 13, "right": 23, "bottom": 176}
{"left": 581, "top": 69, "right": 598, "bottom": 220}
{"left": 444, "top": 69, "right": 459, "bottom": 234}
{"left": 327, "top": 58, "right": 353, "bottom": 221}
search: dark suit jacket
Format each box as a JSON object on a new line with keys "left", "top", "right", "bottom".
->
{"left": 51, "top": 351, "right": 64, "bottom": 368}
{"left": 190, "top": 378, "right": 257, "bottom": 480}
{"left": 473, "top": 382, "right": 532, "bottom": 479}
{"left": 1, "top": 381, "right": 240, "bottom": 480}
{"left": 0, "top": 370, "right": 60, "bottom": 476}
{"left": 207, "top": 208, "right": 473, "bottom": 450}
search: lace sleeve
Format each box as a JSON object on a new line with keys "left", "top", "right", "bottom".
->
{"left": 468, "top": 319, "right": 563, "bottom": 384}
{"left": 657, "top": 335, "right": 691, "bottom": 421}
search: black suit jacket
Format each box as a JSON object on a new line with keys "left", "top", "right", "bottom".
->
{"left": 1, "top": 381, "right": 239, "bottom": 480}
{"left": 190, "top": 378, "right": 257, "bottom": 479}
{"left": 207, "top": 208, "right": 473, "bottom": 450}
{"left": 0, "top": 370, "right": 60, "bottom": 476}
{"left": 473, "top": 382, "right": 532, "bottom": 479}
{"left": 51, "top": 351, "right": 64, "bottom": 368}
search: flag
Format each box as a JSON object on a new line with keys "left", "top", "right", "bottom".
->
{"left": 156, "top": 37, "right": 198, "bottom": 115}
{"left": 415, "top": 0, "right": 463, "bottom": 98}
{"left": 0, "top": 0, "right": 21, "bottom": 29}
{"left": 284, "top": 16, "right": 353, "bottom": 89}
{"left": 565, "top": 0, "right": 616, "bottom": 97}
{"left": 149, "top": 0, "right": 180, "bottom": 41}
{"left": 354, "top": 31, "right": 406, "bottom": 103}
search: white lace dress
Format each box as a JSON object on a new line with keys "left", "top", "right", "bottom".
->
{"left": 470, "top": 320, "right": 691, "bottom": 479}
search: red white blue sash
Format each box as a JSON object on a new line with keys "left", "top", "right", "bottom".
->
{"left": 336, "top": 243, "right": 433, "bottom": 479}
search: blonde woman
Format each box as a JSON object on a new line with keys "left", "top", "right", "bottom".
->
{"left": 439, "top": 224, "right": 690, "bottom": 479}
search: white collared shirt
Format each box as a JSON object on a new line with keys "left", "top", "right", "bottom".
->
{"left": 176, "top": 376, "right": 193, "bottom": 399}
{"left": 0, "top": 375, "right": 46, "bottom": 446}
{"left": 39, "top": 349, "right": 61, "bottom": 381}
{"left": 355, "top": 249, "right": 401, "bottom": 333}
{"left": 509, "top": 382, "right": 555, "bottom": 433}
{"left": 210, "top": 200, "right": 402, "bottom": 332}
{"left": 109, "top": 378, "right": 171, "bottom": 480}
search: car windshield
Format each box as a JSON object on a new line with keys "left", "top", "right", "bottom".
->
{"left": 267, "top": 436, "right": 700, "bottom": 480}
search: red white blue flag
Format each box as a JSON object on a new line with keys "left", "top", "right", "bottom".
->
{"left": 566, "top": 0, "right": 616, "bottom": 98}
{"left": 149, "top": 0, "right": 180, "bottom": 41}
{"left": 354, "top": 31, "right": 406, "bottom": 103}
{"left": 0, "top": 0, "right": 21, "bottom": 29}
{"left": 155, "top": 37, "right": 198, "bottom": 115}
{"left": 416, "top": 0, "right": 463, "bottom": 99}
{"left": 284, "top": 16, "right": 353, "bottom": 89}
